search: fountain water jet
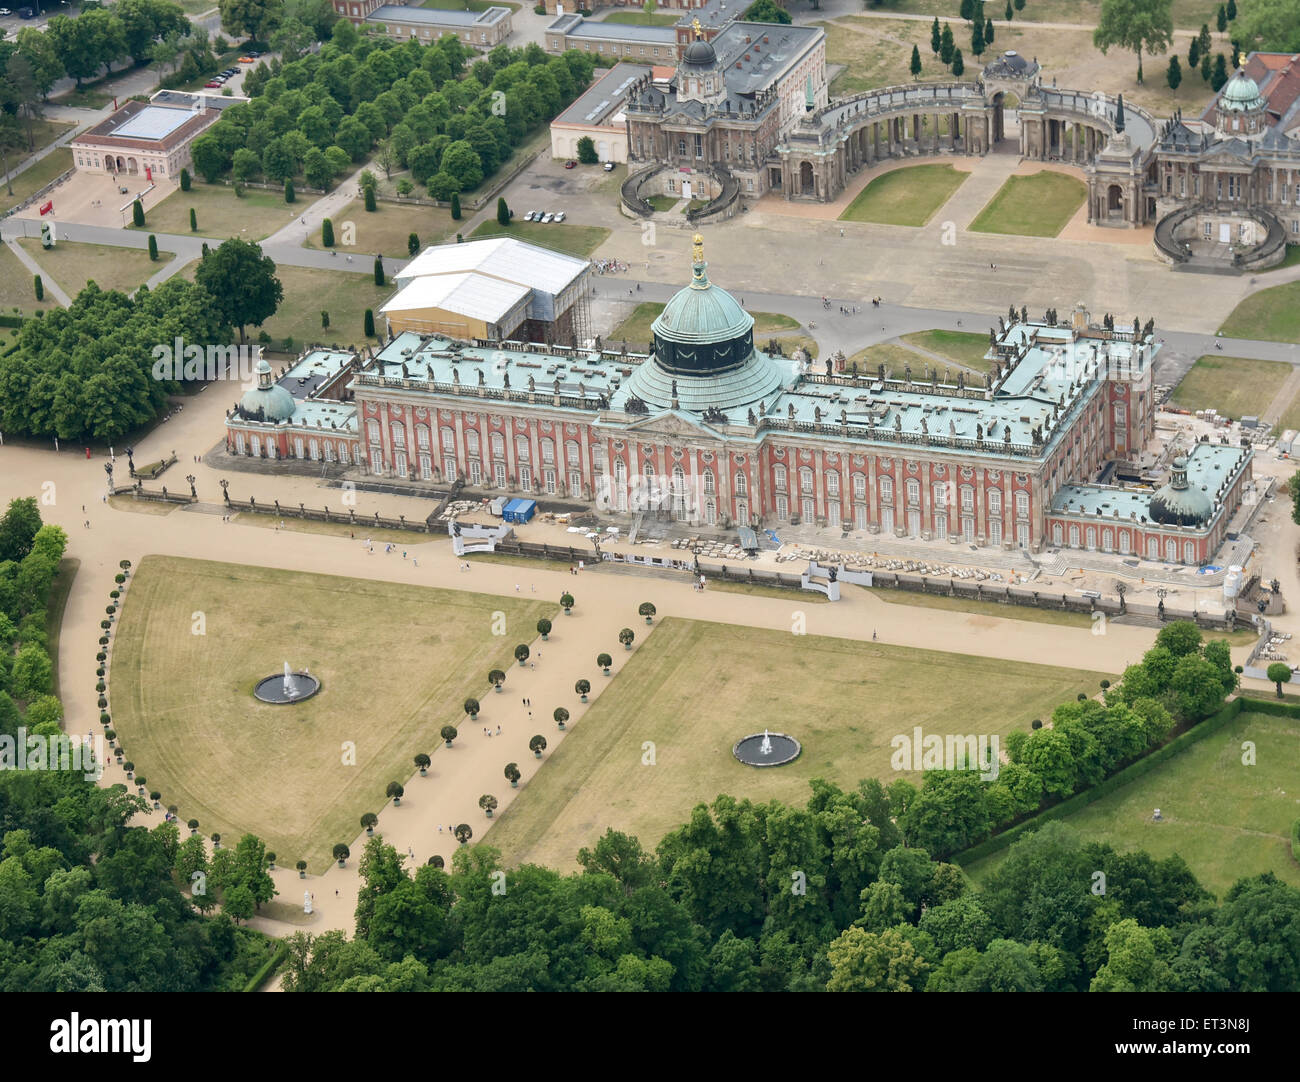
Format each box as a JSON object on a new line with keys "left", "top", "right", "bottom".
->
{"left": 254, "top": 663, "right": 321, "bottom": 704}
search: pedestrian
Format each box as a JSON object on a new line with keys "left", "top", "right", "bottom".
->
{"left": 402, "top": 551, "right": 407, "bottom": 559}
{"left": 530, "top": 661, "right": 535, "bottom": 669}
{"left": 413, "top": 558, "right": 418, "bottom": 567}
{"left": 515, "top": 584, "right": 520, "bottom": 592}
{"left": 873, "top": 629, "right": 877, "bottom": 640}
{"left": 82, "top": 504, "right": 85, "bottom": 512}
{"left": 496, "top": 725, "right": 501, "bottom": 735}
{"left": 438, "top": 824, "right": 443, "bottom": 832}
{"left": 530, "top": 584, "right": 536, "bottom": 592}
{"left": 408, "top": 846, "right": 414, "bottom": 858}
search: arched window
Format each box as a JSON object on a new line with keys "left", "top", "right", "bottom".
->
{"left": 1015, "top": 491, "right": 1029, "bottom": 518}
{"left": 703, "top": 468, "right": 715, "bottom": 495}
{"left": 1068, "top": 525, "right": 1080, "bottom": 547}
{"left": 1052, "top": 523, "right": 1063, "bottom": 546}
{"left": 773, "top": 464, "right": 787, "bottom": 490}
{"left": 987, "top": 489, "right": 1002, "bottom": 515}
{"left": 799, "top": 467, "right": 813, "bottom": 493}
{"left": 515, "top": 435, "right": 531, "bottom": 461}
{"left": 880, "top": 477, "right": 894, "bottom": 501}
{"left": 853, "top": 473, "right": 866, "bottom": 498}
{"left": 367, "top": 420, "right": 381, "bottom": 444}
{"left": 905, "top": 479, "right": 920, "bottom": 505}
{"left": 735, "top": 471, "right": 748, "bottom": 496}
{"left": 416, "top": 425, "right": 430, "bottom": 448}
{"left": 540, "top": 438, "right": 555, "bottom": 464}
{"left": 1184, "top": 540, "right": 1196, "bottom": 564}
{"left": 826, "top": 472, "right": 839, "bottom": 497}
{"left": 566, "top": 440, "right": 581, "bottom": 465}
{"left": 466, "top": 430, "right": 480, "bottom": 454}
{"left": 491, "top": 432, "right": 505, "bottom": 457}
{"left": 440, "top": 426, "right": 455, "bottom": 451}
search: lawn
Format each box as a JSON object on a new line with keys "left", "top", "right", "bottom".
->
{"left": 839, "top": 164, "right": 967, "bottom": 227}
{"left": 846, "top": 342, "right": 924, "bottom": 373}
{"left": 486, "top": 616, "right": 1111, "bottom": 870}
{"left": 1263, "top": 245, "right": 1300, "bottom": 273}
{"left": 1, "top": 148, "right": 73, "bottom": 213}
{"left": 900, "top": 329, "right": 994, "bottom": 374}
{"left": 133, "top": 183, "right": 315, "bottom": 241}
{"left": 253, "top": 265, "right": 395, "bottom": 352}
{"left": 1277, "top": 390, "right": 1300, "bottom": 436}
{"left": 0, "top": 243, "right": 56, "bottom": 315}
{"left": 17, "top": 238, "right": 161, "bottom": 299}
{"left": 969, "top": 171, "right": 1087, "bottom": 237}
{"left": 646, "top": 194, "right": 679, "bottom": 212}
{"left": 469, "top": 221, "right": 611, "bottom": 258}
{"left": 109, "top": 556, "right": 551, "bottom": 871}
{"left": 4, "top": 119, "right": 75, "bottom": 163}
{"left": 1219, "top": 282, "right": 1300, "bottom": 344}
{"left": 598, "top": 10, "right": 678, "bottom": 23}
{"left": 50, "top": 88, "right": 113, "bottom": 109}
{"left": 1169, "top": 355, "right": 1292, "bottom": 420}
{"left": 236, "top": 510, "right": 435, "bottom": 546}
{"left": 302, "top": 197, "right": 456, "bottom": 257}
{"left": 964, "top": 711, "right": 1300, "bottom": 897}
{"left": 612, "top": 302, "right": 800, "bottom": 348}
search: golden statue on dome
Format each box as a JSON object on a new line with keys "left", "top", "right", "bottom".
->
{"left": 692, "top": 232, "right": 704, "bottom": 264}
{"left": 691, "top": 17, "right": 703, "bottom": 38}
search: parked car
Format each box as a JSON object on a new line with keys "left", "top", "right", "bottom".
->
{"left": 238, "top": 56, "right": 254, "bottom": 63}
{"left": 204, "top": 81, "right": 222, "bottom": 88}
{"left": 541, "top": 212, "right": 554, "bottom": 223}
{"left": 564, "top": 160, "right": 576, "bottom": 169}
{"left": 0, "top": 9, "right": 13, "bottom": 15}
{"left": 247, "top": 50, "right": 261, "bottom": 58}
{"left": 554, "top": 211, "right": 566, "bottom": 223}
{"left": 602, "top": 162, "right": 615, "bottom": 171}
{"left": 523, "top": 211, "right": 535, "bottom": 221}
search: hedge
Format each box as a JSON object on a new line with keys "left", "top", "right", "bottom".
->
{"left": 242, "top": 940, "right": 289, "bottom": 992}
{"left": 0, "top": 315, "right": 25, "bottom": 328}
{"left": 954, "top": 698, "right": 1254, "bottom": 865}
{"left": 1292, "top": 818, "right": 1300, "bottom": 866}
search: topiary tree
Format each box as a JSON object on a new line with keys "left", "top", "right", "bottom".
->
{"left": 454, "top": 823, "right": 472, "bottom": 845}
{"left": 496, "top": 196, "right": 510, "bottom": 226}
{"left": 451, "top": 192, "right": 461, "bottom": 220}
{"left": 150, "top": 790, "right": 161, "bottom": 808}
{"left": 266, "top": 852, "right": 276, "bottom": 870}
{"left": 180, "top": 167, "right": 191, "bottom": 191}
{"left": 415, "top": 752, "right": 431, "bottom": 776}
{"left": 505, "top": 761, "right": 521, "bottom": 787}
{"left": 910, "top": 43, "right": 921, "bottom": 79}
{"left": 284, "top": 178, "right": 295, "bottom": 203}
{"left": 333, "top": 843, "right": 350, "bottom": 867}
{"left": 489, "top": 668, "right": 505, "bottom": 692}
{"left": 34, "top": 275, "right": 43, "bottom": 301}
{"left": 386, "top": 781, "right": 404, "bottom": 806}
{"left": 537, "top": 618, "right": 552, "bottom": 640}
{"left": 1267, "top": 662, "right": 1292, "bottom": 699}
{"left": 132, "top": 199, "right": 145, "bottom": 227}
{"left": 597, "top": 652, "right": 612, "bottom": 675}
{"left": 575, "top": 678, "right": 590, "bottom": 702}
{"left": 147, "top": 234, "right": 159, "bottom": 261}
{"left": 561, "top": 592, "right": 574, "bottom": 614}
{"left": 515, "top": 643, "right": 530, "bottom": 666}
{"left": 619, "top": 627, "right": 635, "bottom": 650}
{"left": 479, "top": 793, "right": 498, "bottom": 817}
{"left": 554, "top": 706, "right": 569, "bottom": 729}
{"left": 321, "top": 310, "right": 329, "bottom": 328}
{"left": 364, "top": 185, "right": 377, "bottom": 212}
{"left": 529, "top": 734, "right": 547, "bottom": 758}
{"left": 188, "top": 818, "right": 199, "bottom": 835}
{"left": 210, "top": 832, "right": 221, "bottom": 849}
{"left": 123, "top": 760, "right": 135, "bottom": 778}
{"left": 373, "top": 256, "right": 385, "bottom": 286}
{"left": 190, "top": 208, "right": 198, "bottom": 232}
{"left": 361, "top": 812, "right": 378, "bottom": 835}
{"left": 408, "top": 232, "right": 420, "bottom": 257}
{"left": 296, "top": 859, "right": 308, "bottom": 878}
{"left": 364, "top": 309, "right": 375, "bottom": 336}
{"left": 639, "top": 602, "right": 656, "bottom": 624}
{"left": 464, "top": 697, "right": 480, "bottom": 720}
{"left": 441, "top": 724, "right": 458, "bottom": 747}
{"left": 952, "top": 47, "right": 965, "bottom": 77}
{"left": 322, "top": 218, "right": 334, "bottom": 247}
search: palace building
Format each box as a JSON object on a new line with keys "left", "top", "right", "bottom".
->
{"left": 224, "top": 236, "right": 1251, "bottom": 565}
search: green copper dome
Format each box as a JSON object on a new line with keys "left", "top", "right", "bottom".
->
{"left": 651, "top": 234, "right": 755, "bottom": 376}
{"left": 239, "top": 359, "right": 296, "bottom": 422}
{"left": 1148, "top": 456, "right": 1214, "bottom": 527}
{"left": 1220, "top": 71, "right": 1265, "bottom": 112}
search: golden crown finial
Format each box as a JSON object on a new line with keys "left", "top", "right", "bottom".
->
{"left": 691, "top": 16, "right": 702, "bottom": 38}
{"left": 692, "top": 233, "right": 704, "bottom": 264}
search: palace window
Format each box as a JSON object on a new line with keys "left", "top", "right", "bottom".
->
{"left": 959, "top": 485, "right": 973, "bottom": 512}
{"left": 905, "top": 479, "right": 920, "bottom": 506}
{"left": 932, "top": 482, "right": 947, "bottom": 508}
{"left": 466, "top": 430, "right": 480, "bottom": 454}
{"left": 367, "top": 420, "right": 381, "bottom": 444}
{"left": 491, "top": 432, "right": 505, "bottom": 457}
{"left": 516, "top": 435, "right": 531, "bottom": 460}
{"left": 541, "top": 437, "right": 555, "bottom": 464}
{"left": 441, "top": 426, "right": 455, "bottom": 451}
{"left": 826, "top": 473, "right": 839, "bottom": 498}
{"left": 773, "top": 465, "right": 787, "bottom": 491}
{"left": 703, "top": 469, "right": 716, "bottom": 495}
{"left": 1015, "top": 492, "right": 1029, "bottom": 518}
{"left": 678, "top": 139, "right": 686, "bottom": 156}
{"left": 735, "top": 472, "right": 747, "bottom": 496}
{"left": 880, "top": 477, "right": 894, "bottom": 502}
{"left": 566, "top": 440, "right": 581, "bottom": 465}
{"left": 988, "top": 489, "right": 1002, "bottom": 516}
{"left": 416, "top": 424, "right": 430, "bottom": 448}
{"left": 694, "top": 134, "right": 703, "bottom": 159}
{"left": 799, "top": 467, "right": 813, "bottom": 494}
{"left": 853, "top": 473, "right": 866, "bottom": 498}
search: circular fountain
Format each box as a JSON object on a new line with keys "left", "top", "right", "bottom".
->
{"left": 732, "top": 728, "right": 801, "bottom": 767}
{"left": 254, "top": 661, "right": 321, "bottom": 704}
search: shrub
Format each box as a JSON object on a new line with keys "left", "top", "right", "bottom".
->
{"left": 408, "top": 232, "right": 420, "bottom": 256}
{"left": 180, "top": 168, "right": 191, "bottom": 191}
{"left": 189, "top": 208, "right": 197, "bottom": 232}
{"left": 451, "top": 192, "right": 461, "bottom": 220}
{"left": 33, "top": 275, "right": 43, "bottom": 301}
{"left": 147, "top": 234, "right": 159, "bottom": 261}
{"left": 322, "top": 218, "right": 334, "bottom": 247}
{"left": 131, "top": 199, "right": 145, "bottom": 227}
{"left": 364, "top": 309, "right": 375, "bottom": 336}
{"left": 284, "top": 179, "right": 295, "bottom": 203}
{"left": 363, "top": 186, "right": 377, "bottom": 212}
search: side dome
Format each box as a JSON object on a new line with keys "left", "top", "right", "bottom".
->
{"left": 239, "top": 359, "right": 296, "bottom": 422}
{"left": 682, "top": 38, "right": 717, "bottom": 67}
{"left": 1220, "top": 71, "right": 1265, "bottom": 112}
{"left": 651, "top": 233, "right": 755, "bottom": 376}
{"left": 1148, "top": 456, "right": 1213, "bottom": 526}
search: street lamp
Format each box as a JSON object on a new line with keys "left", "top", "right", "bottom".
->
{"left": 186, "top": 474, "right": 196, "bottom": 499}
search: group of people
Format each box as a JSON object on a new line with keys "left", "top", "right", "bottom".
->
{"left": 592, "top": 259, "right": 627, "bottom": 274}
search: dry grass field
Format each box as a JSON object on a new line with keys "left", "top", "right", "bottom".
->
{"left": 486, "top": 616, "right": 1111, "bottom": 869}
{"left": 109, "top": 556, "right": 550, "bottom": 870}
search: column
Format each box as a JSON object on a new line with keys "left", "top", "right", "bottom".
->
{"left": 867, "top": 455, "right": 878, "bottom": 529}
